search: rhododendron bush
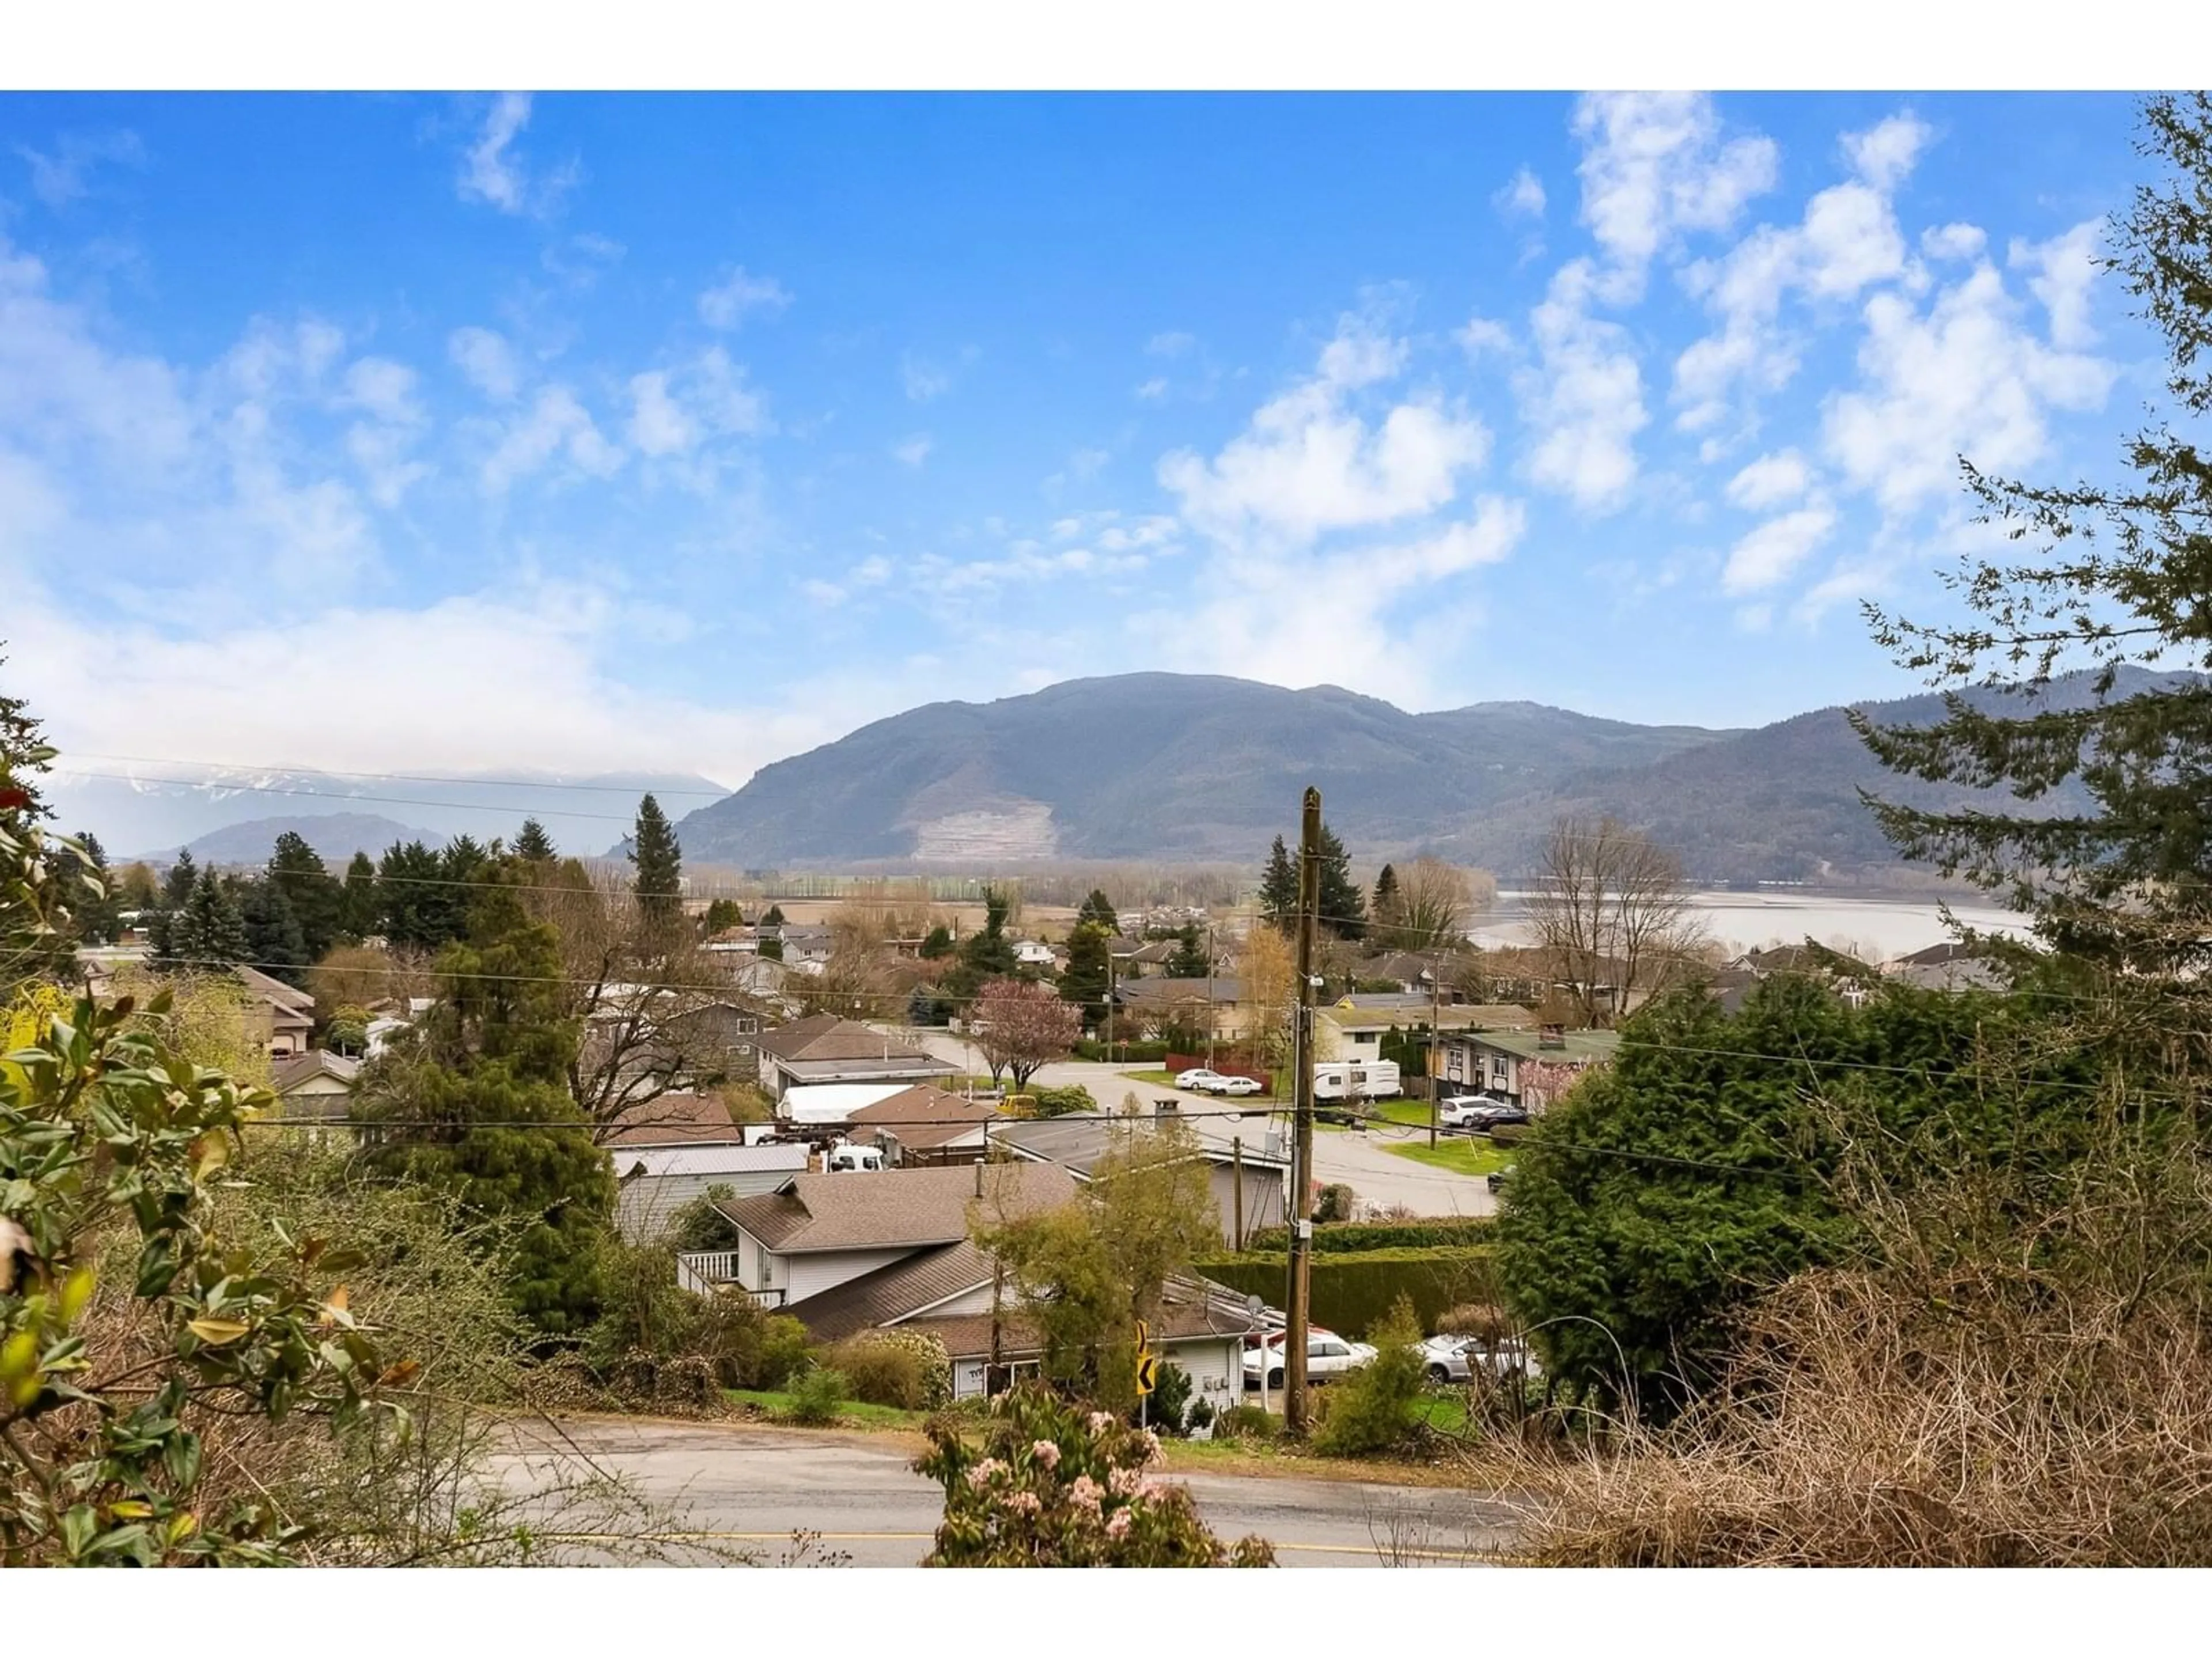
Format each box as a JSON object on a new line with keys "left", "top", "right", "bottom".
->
{"left": 914, "top": 1384, "right": 1272, "bottom": 1566}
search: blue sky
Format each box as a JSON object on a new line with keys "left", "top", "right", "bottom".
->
{"left": 0, "top": 91, "right": 2152, "bottom": 797}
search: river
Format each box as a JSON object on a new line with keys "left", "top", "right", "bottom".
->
{"left": 1467, "top": 889, "right": 2032, "bottom": 961}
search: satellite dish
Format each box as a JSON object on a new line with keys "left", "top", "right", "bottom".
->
{"left": 1245, "top": 1293, "right": 1264, "bottom": 1316}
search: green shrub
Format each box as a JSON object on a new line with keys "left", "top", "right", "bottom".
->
{"left": 1073, "top": 1039, "right": 1172, "bottom": 1063}
{"left": 1142, "top": 1361, "right": 1196, "bottom": 1435}
{"left": 1027, "top": 1084, "right": 1097, "bottom": 1118}
{"left": 1313, "top": 1297, "right": 1427, "bottom": 1458}
{"left": 754, "top": 1315, "right": 813, "bottom": 1391}
{"left": 1214, "top": 1404, "right": 1279, "bottom": 1441}
{"left": 1313, "top": 1183, "right": 1357, "bottom": 1224}
{"left": 783, "top": 1363, "right": 849, "bottom": 1425}
{"left": 1487, "top": 1121, "right": 1529, "bottom": 1146}
{"left": 1195, "top": 1247, "right": 1496, "bottom": 1338}
{"left": 824, "top": 1336, "right": 930, "bottom": 1410}
{"left": 1244, "top": 1217, "right": 1494, "bottom": 1254}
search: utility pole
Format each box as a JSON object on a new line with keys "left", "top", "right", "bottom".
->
{"left": 1205, "top": 922, "right": 1216, "bottom": 1072}
{"left": 1232, "top": 1134, "right": 1245, "bottom": 1251}
{"left": 1285, "top": 786, "right": 1321, "bottom": 1437}
{"left": 1429, "top": 951, "right": 1442, "bottom": 1150}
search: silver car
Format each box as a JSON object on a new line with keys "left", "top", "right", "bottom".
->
{"left": 1416, "top": 1333, "right": 1541, "bottom": 1384}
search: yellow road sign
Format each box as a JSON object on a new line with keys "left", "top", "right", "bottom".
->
{"left": 1133, "top": 1319, "right": 1148, "bottom": 1351}
{"left": 1135, "top": 1353, "right": 1160, "bottom": 1396}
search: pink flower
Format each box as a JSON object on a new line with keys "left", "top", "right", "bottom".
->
{"left": 1108, "top": 1465, "right": 1143, "bottom": 1498}
{"left": 1088, "top": 1411, "right": 1115, "bottom": 1434}
{"left": 1067, "top": 1475, "right": 1104, "bottom": 1512}
{"left": 1105, "top": 1509, "right": 1133, "bottom": 1539}
{"left": 1032, "top": 1439, "right": 1062, "bottom": 1469}
{"left": 1003, "top": 1490, "right": 1042, "bottom": 1516}
{"left": 1138, "top": 1429, "right": 1162, "bottom": 1464}
{"left": 965, "top": 1457, "right": 1007, "bottom": 1490}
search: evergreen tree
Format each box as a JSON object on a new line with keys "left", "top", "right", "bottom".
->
{"left": 377, "top": 840, "right": 447, "bottom": 950}
{"left": 357, "top": 866, "right": 612, "bottom": 1338}
{"left": 1060, "top": 919, "right": 1112, "bottom": 1028}
{"left": 513, "top": 817, "right": 556, "bottom": 862}
{"left": 115, "top": 861, "right": 160, "bottom": 910}
{"left": 238, "top": 876, "right": 308, "bottom": 984}
{"left": 162, "top": 849, "right": 198, "bottom": 909}
{"left": 699, "top": 896, "right": 744, "bottom": 936}
{"left": 1852, "top": 94, "right": 2212, "bottom": 993}
{"left": 919, "top": 923, "right": 955, "bottom": 959}
{"left": 1076, "top": 888, "right": 1120, "bottom": 935}
{"left": 1371, "top": 863, "right": 1402, "bottom": 947}
{"left": 1317, "top": 824, "right": 1366, "bottom": 941}
{"left": 1259, "top": 835, "right": 1298, "bottom": 930}
{"left": 66, "top": 831, "right": 121, "bottom": 944}
{"left": 267, "top": 830, "right": 342, "bottom": 960}
{"left": 629, "top": 794, "right": 684, "bottom": 937}
{"left": 760, "top": 903, "right": 787, "bottom": 928}
{"left": 161, "top": 871, "right": 249, "bottom": 971}
{"left": 1167, "top": 922, "right": 1211, "bottom": 978}
{"left": 338, "top": 850, "right": 380, "bottom": 941}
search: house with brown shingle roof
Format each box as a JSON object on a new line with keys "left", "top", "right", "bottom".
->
{"left": 605, "top": 1093, "right": 810, "bottom": 1243}
{"left": 844, "top": 1084, "right": 998, "bottom": 1166}
{"left": 698, "top": 1160, "right": 1256, "bottom": 1406}
{"left": 752, "top": 1014, "right": 959, "bottom": 1103}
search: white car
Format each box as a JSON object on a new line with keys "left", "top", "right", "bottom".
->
{"left": 1242, "top": 1331, "right": 1378, "bottom": 1389}
{"left": 1174, "top": 1067, "right": 1224, "bottom": 1090}
{"left": 1415, "top": 1332, "right": 1541, "bottom": 1384}
{"left": 1213, "top": 1075, "right": 1263, "bottom": 1097}
{"left": 1438, "top": 1092, "right": 1512, "bottom": 1129}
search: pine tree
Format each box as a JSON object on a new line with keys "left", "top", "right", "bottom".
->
{"left": 1076, "top": 888, "right": 1120, "bottom": 935}
{"left": 1168, "top": 923, "right": 1211, "bottom": 978}
{"left": 1259, "top": 835, "right": 1298, "bottom": 930}
{"left": 760, "top": 903, "right": 787, "bottom": 928}
{"left": 338, "top": 850, "right": 379, "bottom": 941}
{"left": 514, "top": 817, "right": 556, "bottom": 862}
{"left": 1317, "top": 824, "right": 1366, "bottom": 942}
{"left": 66, "top": 831, "right": 120, "bottom": 945}
{"left": 1060, "top": 920, "right": 1112, "bottom": 1028}
{"left": 1853, "top": 93, "right": 2212, "bottom": 988}
{"left": 163, "top": 872, "right": 249, "bottom": 971}
{"left": 630, "top": 794, "right": 684, "bottom": 937}
{"left": 377, "top": 840, "right": 446, "bottom": 950}
{"left": 699, "top": 896, "right": 744, "bottom": 936}
{"left": 162, "top": 849, "right": 198, "bottom": 909}
{"left": 267, "top": 831, "right": 342, "bottom": 960}
{"left": 238, "top": 876, "right": 308, "bottom": 984}
{"left": 919, "top": 923, "right": 954, "bottom": 959}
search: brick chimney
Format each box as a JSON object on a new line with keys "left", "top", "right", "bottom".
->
{"left": 1538, "top": 1021, "right": 1566, "bottom": 1050}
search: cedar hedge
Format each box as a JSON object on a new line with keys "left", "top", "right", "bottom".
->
{"left": 1194, "top": 1246, "right": 1497, "bottom": 1339}
{"left": 1073, "top": 1039, "right": 1174, "bottom": 1063}
{"left": 1242, "top": 1217, "right": 1494, "bottom": 1255}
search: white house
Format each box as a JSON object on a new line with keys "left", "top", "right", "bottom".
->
{"left": 1012, "top": 939, "right": 1059, "bottom": 969}
{"left": 752, "top": 1013, "right": 959, "bottom": 1103}
{"left": 692, "top": 1161, "right": 1256, "bottom": 1405}
{"left": 605, "top": 1093, "right": 811, "bottom": 1242}
{"left": 988, "top": 1112, "right": 1289, "bottom": 1249}
{"left": 270, "top": 1050, "right": 359, "bottom": 1123}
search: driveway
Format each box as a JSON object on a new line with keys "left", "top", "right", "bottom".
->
{"left": 494, "top": 1416, "right": 1518, "bottom": 1567}
{"left": 882, "top": 1027, "right": 1494, "bottom": 1218}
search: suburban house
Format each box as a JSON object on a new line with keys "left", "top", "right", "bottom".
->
{"left": 753, "top": 1013, "right": 959, "bottom": 1104}
{"left": 1883, "top": 940, "right": 2009, "bottom": 994}
{"left": 1315, "top": 995, "right": 1535, "bottom": 1066}
{"left": 605, "top": 1093, "right": 811, "bottom": 1243}
{"left": 693, "top": 1162, "right": 1257, "bottom": 1406}
{"left": 232, "top": 965, "right": 315, "bottom": 1059}
{"left": 846, "top": 1084, "right": 999, "bottom": 1166}
{"left": 270, "top": 1049, "right": 359, "bottom": 1122}
{"left": 1012, "top": 938, "right": 1059, "bottom": 969}
{"left": 988, "top": 1112, "right": 1289, "bottom": 1249}
{"left": 1433, "top": 1025, "right": 1622, "bottom": 1112}
{"left": 1112, "top": 975, "right": 1247, "bottom": 1040}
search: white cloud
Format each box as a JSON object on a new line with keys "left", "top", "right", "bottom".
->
{"left": 1922, "top": 222, "right": 1988, "bottom": 262}
{"left": 1457, "top": 316, "right": 1514, "bottom": 357}
{"left": 1725, "top": 448, "right": 1811, "bottom": 510}
{"left": 1134, "top": 377, "right": 1169, "bottom": 402}
{"left": 1722, "top": 502, "right": 1836, "bottom": 594}
{"left": 698, "top": 266, "right": 791, "bottom": 330}
{"left": 448, "top": 326, "right": 521, "bottom": 403}
{"left": 541, "top": 232, "right": 624, "bottom": 289}
{"left": 479, "top": 385, "right": 623, "bottom": 495}
{"left": 14, "top": 130, "right": 146, "bottom": 209}
{"left": 627, "top": 370, "right": 697, "bottom": 457}
{"left": 902, "top": 352, "right": 954, "bottom": 402}
{"left": 339, "top": 357, "right": 430, "bottom": 507}
{"left": 1823, "top": 260, "right": 2115, "bottom": 513}
{"left": 456, "top": 93, "right": 575, "bottom": 218}
{"left": 1844, "top": 112, "right": 1933, "bottom": 192}
{"left": 1159, "top": 312, "right": 1486, "bottom": 546}
{"left": 1494, "top": 166, "right": 1547, "bottom": 219}
{"left": 1146, "top": 331, "right": 1197, "bottom": 358}
{"left": 1517, "top": 262, "right": 1646, "bottom": 510}
{"left": 1572, "top": 92, "right": 1778, "bottom": 286}
{"left": 2010, "top": 219, "right": 2102, "bottom": 350}
{"left": 892, "top": 434, "right": 932, "bottom": 468}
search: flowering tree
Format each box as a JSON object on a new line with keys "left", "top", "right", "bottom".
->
{"left": 914, "top": 1384, "right": 1272, "bottom": 1566}
{"left": 971, "top": 978, "right": 1081, "bottom": 1090}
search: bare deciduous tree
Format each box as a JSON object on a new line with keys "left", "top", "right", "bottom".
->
{"left": 972, "top": 976, "right": 1082, "bottom": 1090}
{"left": 1525, "top": 816, "right": 1705, "bottom": 1027}
{"left": 1376, "top": 857, "right": 1482, "bottom": 950}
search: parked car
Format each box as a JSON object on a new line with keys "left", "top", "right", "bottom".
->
{"left": 1487, "top": 1163, "right": 1514, "bottom": 1193}
{"left": 1242, "top": 1331, "right": 1377, "bottom": 1389}
{"left": 1213, "top": 1074, "right": 1264, "bottom": 1096}
{"left": 1468, "top": 1103, "right": 1531, "bottom": 1130}
{"left": 1439, "top": 1092, "right": 1512, "bottom": 1128}
{"left": 1416, "top": 1332, "right": 1540, "bottom": 1384}
{"left": 1174, "top": 1067, "right": 1224, "bottom": 1090}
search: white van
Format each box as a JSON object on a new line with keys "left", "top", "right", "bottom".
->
{"left": 1313, "top": 1060, "right": 1402, "bottom": 1101}
{"left": 824, "top": 1141, "right": 884, "bottom": 1173}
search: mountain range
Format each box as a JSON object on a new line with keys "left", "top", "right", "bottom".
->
{"left": 665, "top": 671, "right": 2134, "bottom": 884}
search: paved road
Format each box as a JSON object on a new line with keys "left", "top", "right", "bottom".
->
{"left": 495, "top": 1416, "right": 1518, "bottom": 1567}
{"left": 889, "top": 1029, "right": 1495, "bottom": 1218}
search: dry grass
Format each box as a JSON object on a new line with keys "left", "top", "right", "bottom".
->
{"left": 1497, "top": 1139, "right": 2212, "bottom": 1567}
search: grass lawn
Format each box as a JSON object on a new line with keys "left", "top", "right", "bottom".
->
{"left": 1120, "top": 1069, "right": 1182, "bottom": 1088}
{"left": 725, "top": 1389, "right": 928, "bottom": 1431}
{"left": 1382, "top": 1137, "right": 1514, "bottom": 1178}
